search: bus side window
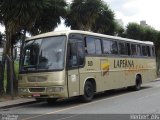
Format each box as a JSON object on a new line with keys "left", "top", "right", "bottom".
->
{"left": 126, "top": 43, "right": 131, "bottom": 56}
{"left": 103, "top": 40, "right": 111, "bottom": 54}
{"left": 142, "top": 46, "right": 147, "bottom": 56}
{"left": 95, "top": 39, "right": 102, "bottom": 55}
{"left": 119, "top": 42, "right": 129, "bottom": 55}
{"left": 147, "top": 46, "right": 151, "bottom": 57}
{"left": 85, "top": 37, "right": 102, "bottom": 55}
{"left": 77, "top": 42, "right": 85, "bottom": 66}
{"left": 111, "top": 41, "right": 118, "bottom": 55}
{"left": 131, "top": 44, "right": 137, "bottom": 56}
{"left": 68, "top": 43, "right": 78, "bottom": 67}
{"left": 137, "top": 45, "right": 142, "bottom": 56}
{"left": 85, "top": 37, "right": 96, "bottom": 54}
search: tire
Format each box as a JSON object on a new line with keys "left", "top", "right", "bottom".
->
{"left": 81, "top": 81, "right": 94, "bottom": 102}
{"left": 133, "top": 76, "right": 141, "bottom": 91}
{"left": 46, "top": 98, "right": 58, "bottom": 104}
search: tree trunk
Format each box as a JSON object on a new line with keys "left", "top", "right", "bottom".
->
{"left": 19, "top": 29, "right": 26, "bottom": 71}
{"left": 0, "top": 62, "right": 5, "bottom": 95}
{"left": 0, "top": 34, "right": 7, "bottom": 94}
{"left": 11, "top": 45, "right": 18, "bottom": 95}
{"left": 155, "top": 46, "right": 160, "bottom": 76}
{"left": 5, "top": 28, "right": 13, "bottom": 95}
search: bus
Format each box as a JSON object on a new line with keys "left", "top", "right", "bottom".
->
{"left": 18, "top": 30, "right": 156, "bottom": 103}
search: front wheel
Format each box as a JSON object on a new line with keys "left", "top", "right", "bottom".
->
{"left": 81, "top": 81, "right": 94, "bottom": 102}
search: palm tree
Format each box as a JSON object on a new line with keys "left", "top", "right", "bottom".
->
{"left": 65, "top": 0, "right": 103, "bottom": 31}
{"left": 0, "top": 0, "right": 67, "bottom": 95}
{"left": 91, "top": 2, "right": 115, "bottom": 35}
{"left": 29, "top": 0, "right": 67, "bottom": 35}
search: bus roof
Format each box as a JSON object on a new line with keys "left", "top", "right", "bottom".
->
{"left": 26, "top": 30, "right": 154, "bottom": 45}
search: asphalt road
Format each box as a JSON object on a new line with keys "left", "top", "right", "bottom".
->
{"left": 1, "top": 80, "right": 160, "bottom": 120}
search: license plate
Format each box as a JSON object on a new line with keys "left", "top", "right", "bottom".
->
{"left": 32, "top": 93, "right": 40, "bottom": 97}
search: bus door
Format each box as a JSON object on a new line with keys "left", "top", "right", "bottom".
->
{"left": 67, "top": 40, "right": 85, "bottom": 97}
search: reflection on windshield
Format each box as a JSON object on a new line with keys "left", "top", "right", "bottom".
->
{"left": 22, "top": 36, "right": 66, "bottom": 71}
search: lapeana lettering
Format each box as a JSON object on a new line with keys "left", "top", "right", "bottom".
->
{"left": 114, "top": 60, "right": 134, "bottom": 68}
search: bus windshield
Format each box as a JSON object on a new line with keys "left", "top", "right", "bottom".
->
{"left": 21, "top": 36, "right": 66, "bottom": 72}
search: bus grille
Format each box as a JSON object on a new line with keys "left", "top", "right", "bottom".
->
{"left": 29, "top": 88, "right": 45, "bottom": 92}
{"left": 28, "top": 76, "right": 47, "bottom": 82}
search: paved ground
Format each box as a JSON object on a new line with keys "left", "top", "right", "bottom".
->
{"left": 1, "top": 80, "right": 160, "bottom": 120}
{"left": 0, "top": 98, "right": 36, "bottom": 108}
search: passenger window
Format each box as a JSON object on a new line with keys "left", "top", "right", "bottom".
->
{"left": 131, "top": 44, "right": 137, "bottom": 55}
{"left": 142, "top": 46, "right": 147, "bottom": 56}
{"left": 85, "top": 37, "right": 102, "bottom": 55}
{"left": 77, "top": 42, "right": 85, "bottom": 66}
{"left": 137, "top": 45, "right": 142, "bottom": 56}
{"left": 147, "top": 46, "right": 151, "bottom": 57}
{"left": 68, "top": 43, "right": 78, "bottom": 67}
{"left": 103, "top": 40, "right": 111, "bottom": 54}
{"left": 85, "top": 37, "right": 96, "bottom": 54}
{"left": 111, "top": 41, "right": 118, "bottom": 54}
{"left": 68, "top": 39, "right": 85, "bottom": 67}
{"left": 119, "top": 42, "right": 128, "bottom": 55}
{"left": 95, "top": 39, "right": 102, "bottom": 54}
{"left": 126, "top": 43, "right": 130, "bottom": 55}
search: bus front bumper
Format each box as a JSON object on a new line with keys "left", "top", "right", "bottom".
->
{"left": 18, "top": 86, "right": 68, "bottom": 99}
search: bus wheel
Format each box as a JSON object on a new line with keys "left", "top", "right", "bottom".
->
{"left": 46, "top": 98, "right": 58, "bottom": 104}
{"left": 134, "top": 76, "right": 142, "bottom": 91}
{"left": 81, "top": 81, "right": 94, "bottom": 102}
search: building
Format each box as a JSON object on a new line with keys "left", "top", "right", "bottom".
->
{"left": 140, "top": 21, "right": 148, "bottom": 27}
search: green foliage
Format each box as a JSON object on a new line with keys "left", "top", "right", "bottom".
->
{"left": 65, "top": 0, "right": 103, "bottom": 30}
{"left": 29, "top": 0, "right": 67, "bottom": 35}
{"left": 0, "top": 0, "right": 67, "bottom": 35}
{"left": 126, "top": 23, "right": 145, "bottom": 40}
{"left": 114, "top": 21, "right": 125, "bottom": 37}
{"left": 0, "top": 0, "right": 67, "bottom": 95}
{"left": 91, "top": 2, "right": 115, "bottom": 35}
{"left": 125, "top": 22, "right": 159, "bottom": 45}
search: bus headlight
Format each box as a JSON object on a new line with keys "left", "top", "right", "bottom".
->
{"left": 18, "top": 88, "right": 28, "bottom": 93}
{"left": 47, "top": 87, "right": 63, "bottom": 93}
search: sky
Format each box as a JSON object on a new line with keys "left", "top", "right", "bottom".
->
{"left": 55, "top": 0, "right": 160, "bottom": 31}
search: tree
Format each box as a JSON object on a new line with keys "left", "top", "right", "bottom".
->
{"left": 126, "top": 23, "right": 145, "bottom": 40}
{"left": 65, "top": 0, "right": 103, "bottom": 30}
{"left": 29, "top": 0, "right": 66, "bottom": 36}
{"left": 0, "top": 0, "right": 67, "bottom": 95}
{"left": 114, "top": 21, "right": 125, "bottom": 37}
{"left": 0, "top": 32, "right": 5, "bottom": 94}
{"left": 91, "top": 2, "right": 115, "bottom": 35}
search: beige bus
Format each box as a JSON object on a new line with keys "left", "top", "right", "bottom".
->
{"left": 18, "top": 30, "right": 156, "bottom": 103}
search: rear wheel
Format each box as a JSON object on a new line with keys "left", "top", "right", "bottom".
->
{"left": 81, "top": 81, "right": 94, "bottom": 102}
{"left": 133, "top": 76, "right": 142, "bottom": 91}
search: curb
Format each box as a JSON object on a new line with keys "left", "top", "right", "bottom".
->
{"left": 0, "top": 100, "right": 38, "bottom": 109}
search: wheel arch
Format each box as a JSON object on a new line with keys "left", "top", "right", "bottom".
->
{"left": 135, "top": 73, "right": 142, "bottom": 84}
{"left": 83, "top": 77, "right": 96, "bottom": 92}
